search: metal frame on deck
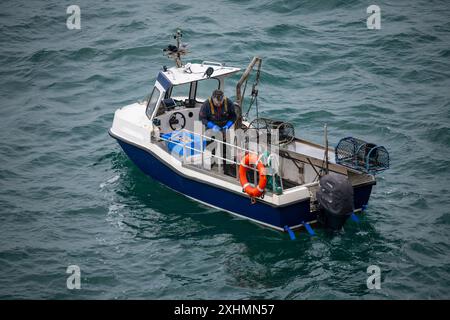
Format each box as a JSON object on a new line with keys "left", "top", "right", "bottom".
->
{"left": 157, "top": 128, "right": 283, "bottom": 194}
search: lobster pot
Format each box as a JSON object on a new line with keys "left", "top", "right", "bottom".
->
{"left": 248, "top": 118, "right": 295, "bottom": 145}
{"left": 335, "top": 137, "right": 389, "bottom": 174}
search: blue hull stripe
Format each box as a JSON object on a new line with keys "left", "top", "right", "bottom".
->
{"left": 113, "top": 136, "right": 374, "bottom": 230}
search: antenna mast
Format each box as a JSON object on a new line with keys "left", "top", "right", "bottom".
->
{"left": 163, "top": 29, "right": 188, "bottom": 68}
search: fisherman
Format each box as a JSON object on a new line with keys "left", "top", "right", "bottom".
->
{"left": 199, "top": 89, "right": 237, "bottom": 175}
{"left": 199, "top": 89, "right": 236, "bottom": 132}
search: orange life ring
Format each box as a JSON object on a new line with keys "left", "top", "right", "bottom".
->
{"left": 239, "top": 153, "right": 267, "bottom": 198}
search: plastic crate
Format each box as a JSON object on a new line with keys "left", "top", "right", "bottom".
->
{"left": 161, "top": 131, "right": 206, "bottom": 158}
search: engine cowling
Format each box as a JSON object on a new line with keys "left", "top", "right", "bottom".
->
{"left": 316, "top": 174, "right": 354, "bottom": 230}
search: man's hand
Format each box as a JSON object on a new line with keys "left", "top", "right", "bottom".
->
{"left": 207, "top": 121, "right": 221, "bottom": 132}
{"left": 222, "top": 120, "right": 234, "bottom": 130}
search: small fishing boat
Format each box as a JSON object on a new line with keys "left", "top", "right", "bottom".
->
{"left": 109, "top": 30, "right": 389, "bottom": 234}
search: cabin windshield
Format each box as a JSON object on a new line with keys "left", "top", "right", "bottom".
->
{"left": 167, "top": 78, "right": 220, "bottom": 102}
{"left": 195, "top": 78, "right": 220, "bottom": 102}
{"left": 146, "top": 86, "right": 161, "bottom": 119}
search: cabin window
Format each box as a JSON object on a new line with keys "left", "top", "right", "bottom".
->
{"left": 146, "top": 87, "right": 161, "bottom": 119}
{"left": 170, "top": 83, "right": 191, "bottom": 99}
{"left": 195, "top": 78, "right": 220, "bottom": 102}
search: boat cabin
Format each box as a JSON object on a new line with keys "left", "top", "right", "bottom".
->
{"left": 145, "top": 62, "right": 240, "bottom": 133}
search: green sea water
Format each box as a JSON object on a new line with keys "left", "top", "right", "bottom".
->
{"left": 0, "top": 0, "right": 449, "bottom": 299}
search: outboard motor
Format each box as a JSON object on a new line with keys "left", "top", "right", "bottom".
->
{"left": 317, "top": 174, "right": 354, "bottom": 230}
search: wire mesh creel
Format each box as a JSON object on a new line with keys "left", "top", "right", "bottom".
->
{"left": 248, "top": 118, "right": 295, "bottom": 145}
{"left": 335, "top": 137, "right": 389, "bottom": 174}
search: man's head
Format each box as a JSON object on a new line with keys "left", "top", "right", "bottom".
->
{"left": 212, "top": 89, "right": 224, "bottom": 106}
